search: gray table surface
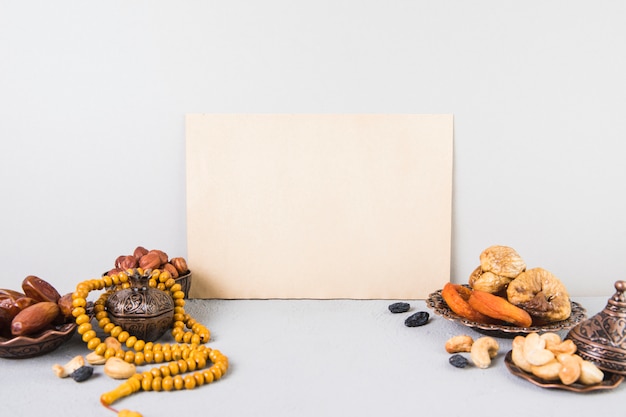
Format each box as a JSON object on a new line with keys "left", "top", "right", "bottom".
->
{"left": 0, "top": 297, "right": 622, "bottom": 417}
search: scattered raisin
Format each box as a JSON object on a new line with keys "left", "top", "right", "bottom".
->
{"left": 388, "top": 302, "right": 410, "bottom": 313}
{"left": 449, "top": 354, "right": 469, "bottom": 368}
{"left": 70, "top": 365, "right": 94, "bottom": 382}
{"left": 404, "top": 311, "right": 429, "bottom": 327}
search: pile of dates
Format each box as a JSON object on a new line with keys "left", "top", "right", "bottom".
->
{"left": 0, "top": 276, "right": 73, "bottom": 339}
{"left": 106, "top": 246, "right": 189, "bottom": 278}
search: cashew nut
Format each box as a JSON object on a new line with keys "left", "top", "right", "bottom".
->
{"left": 549, "top": 340, "right": 577, "bottom": 355}
{"left": 579, "top": 360, "right": 604, "bottom": 385}
{"left": 86, "top": 351, "right": 107, "bottom": 365}
{"left": 105, "top": 336, "right": 122, "bottom": 350}
{"left": 52, "top": 355, "right": 85, "bottom": 378}
{"left": 539, "top": 332, "right": 561, "bottom": 350}
{"left": 531, "top": 359, "right": 562, "bottom": 381}
{"left": 556, "top": 353, "right": 581, "bottom": 385}
{"left": 470, "top": 336, "right": 499, "bottom": 369}
{"left": 104, "top": 357, "right": 136, "bottom": 379}
{"left": 523, "top": 332, "right": 554, "bottom": 366}
{"left": 445, "top": 335, "right": 474, "bottom": 353}
{"left": 511, "top": 335, "right": 533, "bottom": 373}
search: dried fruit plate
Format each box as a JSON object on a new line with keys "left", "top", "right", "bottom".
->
{"left": 0, "top": 322, "right": 77, "bottom": 359}
{"left": 426, "top": 286, "right": 587, "bottom": 338}
{"left": 504, "top": 351, "right": 624, "bottom": 392}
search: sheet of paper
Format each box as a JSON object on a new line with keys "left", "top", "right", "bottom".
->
{"left": 186, "top": 114, "right": 453, "bottom": 299}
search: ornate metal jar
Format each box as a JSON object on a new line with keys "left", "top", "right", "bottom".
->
{"left": 105, "top": 272, "right": 175, "bottom": 342}
{"left": 566, "top": 280, "right": 626, "bottom": 375}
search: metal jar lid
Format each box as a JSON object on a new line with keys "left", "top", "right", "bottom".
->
{"left": 566, "top": 280, "right": 626, "bottom": 375}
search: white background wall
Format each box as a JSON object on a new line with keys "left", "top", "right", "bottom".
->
{"left": 1, "top": 1, "right": 624, "bottom": 297}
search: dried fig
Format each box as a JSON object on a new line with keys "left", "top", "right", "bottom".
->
{"left": 22, "top": 275, "right": 61, "bottom": 303}
{"left": 479, "top": 245, "right": 526, "bottom": 278}
{"left": 506, "top": 267, "right": 571, "bottom": 323}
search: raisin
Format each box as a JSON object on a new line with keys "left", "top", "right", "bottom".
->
{"left": 388, "top": 302, "right": 410, "bottom": 313}
{"left": 70, "top": 366, "right": 94, "bottom": 382}
{"left": 449, "top": 354, "right": 469, "bottom": 368}
{"left": 404, "top": 311, "right": 429, "bottom": 327}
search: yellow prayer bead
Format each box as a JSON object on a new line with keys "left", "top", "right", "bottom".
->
{"left": 173, "top": 375, "right": 184, "bottom": 390}
{"left": 184, "top": 375, "right": 196, "bottom": 390}
{"left": 177, "top": 359, "right": 188, "bottom": 373}
{"left": 133, "top": 339, "right": 145, "bottom": 352}
{"left": 175, "top": 299, "right": 185, "bottom": 307}
{"left": 159, "top": 366, "right": 170, "bottom": 378}
{"left": 210, "top": 365, "right": 222, "bottom": 380}
{"left": 151, "top": 377, "right": 162, "bottom": 392}
{"left": 72, "top": 298, "right": 86, "bottom": 308}
{"left": 117, "top": 331, "right": 130, "bottom": 343}
{"left": 134, "top": 352, "right": 145, "bottom": 366}
{"left": 168, "top": 361, "right": 180, "bottom": 375}
{"left": 110, "top": 325, "right": 123, "bottom": 338}
{"left": 143, "top": 350, "right": 153, "bottom": 363}
{"left": 95, "top": 342, "right": 107, "bottom": 356}
{"left": 153, "top": 350, "right": 164, "bottom": 363}
{"left": 82, "top": 330, "right": 97, "bottom": 343}
{"left": 104, "top": 347, "right": 117, "bottom": 359}
{"left": 77, "top": 322, "right": 92, "bottom": 335}
{"left": 169, "top": 283, "right": 182, "bottom": 293}
{"left": 162, "top": 376, "right": 174, "bottom": 391}
{"left": 103, "top": 322, "right": 115, "bottom": 333}
{"left": 124, "top": 351, "right": 135, "bottom": 364}
{"left": 71, "top": 307, "right": 86, "bottom": 318}
{"left": 95, "top": 311, "right": 109, "bottom": 321}
{"left": 125, "top": 336, "right": 137, "bottom": 349}
{"left": 194, "top": 372, "right": 205, "bottom": 386}
{"left": 87, "top": 337, "right": 102, "bottom": 350}
{"left": 186, "top": 358, "right": 197, "bottom": 372}
{"left": 202, "top": 369, "right": 214, "bottom": 384}
{"left": 75, "top": 314, "right": 90, "bottom": 325}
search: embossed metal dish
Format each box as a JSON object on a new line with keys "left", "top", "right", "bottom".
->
{"left": 504, "top": 351, "right": 624, "bottom": 392}
{"left": 0, "top": 322, "right": 77, "bottom": 359}
{"left": 426, "top": 287, "right": 587, "bottom": 338}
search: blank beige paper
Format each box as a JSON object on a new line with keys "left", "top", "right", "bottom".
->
{"left": 186, "top": 114, "right": 453, "bottom": 299}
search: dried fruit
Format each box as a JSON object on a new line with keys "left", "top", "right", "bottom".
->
{"left": 57, "top": 292, "right": 74, "bottom": 320}
{"left": 162, "top": 262, "right": 179, "bottom": 279}
{"left": 139, "top": 252, "right": 161, "bottom": 270}
{"left": 441, "top": 283, "right": 494, "bottom": 323}
{"left": 11, "top": 301, "right": 60, "bottom": 336}
{"left": 388, "top": 302, "right": 410, "bottom": 313}
{"left": 170, "top": 257, "right": 189, "bottom": 275}
{"left": 449, "top": 354, "right": 469, "bottom": 368}
{"left": 21, "top": 275, "right": 61, "bottom": 303}
{"left": 70, "top": 365, "right": 94, "bottom": 382}
{"left": 468, "top": 289, "right": 532, "bottom": 327}
{"left": 479, "top": 245, "right": 526, "bottom": 278}
{"left": 404, "top": 311, "right": 429, "bottom": 327}
{"left": 133, "top": 246, "right": 149, "bottom": 260}
{"left": 506, "top": 267, "right": 571, "bottom": 323}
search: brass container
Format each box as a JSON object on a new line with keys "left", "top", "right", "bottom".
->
{"left": 566, "top": 280, "right": 626, "bottom": 375}
{"left": 106, "top": 273, "right": 175, "bottom": 342}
